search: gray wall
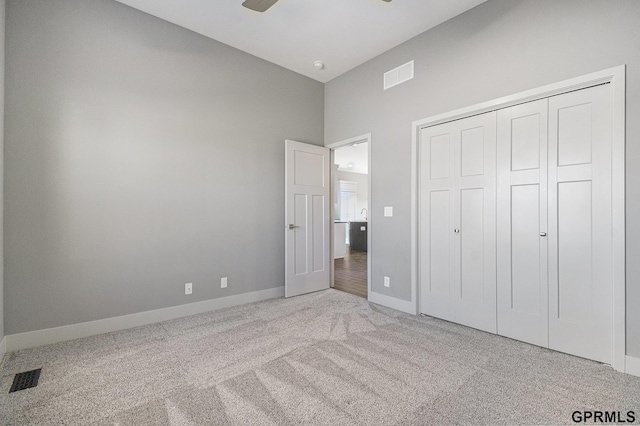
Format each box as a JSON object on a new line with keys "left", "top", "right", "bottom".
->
{"left": 325, "top": 0, "right": 640, "bottom": 356}
{"left": 4, "top": 0, "right": 323, "bottom": 334}
{"left": 0, "top": 0, "right": 5, "bottom": 345}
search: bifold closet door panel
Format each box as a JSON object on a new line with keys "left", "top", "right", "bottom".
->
{"left": 420, "top": 112, "right": 497, "bottom": 333}
{"left": 548, "top": 84, "right": 613, "bottom": 364}
{"left": 419, "top": 121, "right": 457, "bottom": 323}
{"left": 454, "top": 112, "right": 497, "bottom": 334}
{"left": 496, "top": 99, "right": 549, "bottom": 348}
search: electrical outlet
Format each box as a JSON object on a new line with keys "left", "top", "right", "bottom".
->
{"left": 221, "top": 277, "right": 228, "bottom": 289}
{"left": 185, "top": 283, "right": 192, "bottom": 295}
{"left": 384, "top": 276, "right": 390, "bottom": 287}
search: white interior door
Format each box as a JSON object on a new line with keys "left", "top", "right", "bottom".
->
{"left": 455, "top": 112, "right": 497, "bottom": 333}
{"left": 420, "top": 112, "right": 497, "bottom": 333}
{"left": 419, "top": 120, "right": 457, "bottom": 323}
{"left": 548, "top": 84, "right": 613, "bottom": 364}
{"left": 497, "top": 99, "right": 549, "bottom": 347}
{"left": 285, "top": 140, "right": 331, "bottom": 298}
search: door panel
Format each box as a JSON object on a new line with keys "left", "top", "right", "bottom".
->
{"left": 460, "top": 188, "right": 484, "bottom": 302}
{"left": 461, "top": 127, "right": 485, "bottom": 176}
{"left": 294, "top": 151, "right": 325, "bottom": 186}
{"left": 510, "top": 184, "right": 541, "bottom": 316}
{"left": 511, "top": 113, "right": 541, "bottom": 171}
{"left": 430, "top": 191, "right": 452, "bottom": 297}
{"left": 548, "top": 84, "right": 612, "bottom": 364}
{"left": 420, "top": 123, "right": 456, "bottom": 322}
{"left": 311, "top": 195, "right": 326, "bottom": 272}
{"left": 420, "top": 112, "right": 496, "bottom": 333}
{"left": 557, "top": 103, "right": 593, "bottom": 166}
{"left": 430, "top": 133, "right": 451, "bottom": 179}
{"left": 455, "top": 112, "right": 497, "bottom": 333}
{"left": 293, "top": 194, "right": 308, "bottom": 275}
{"left": 497, "top": 98, "right": 548, "bottom": 347}
{"left": 557, "top": 181, "right": 592, "bottom": 324}
{"left": 285, "top": 140, "right": 330, "bottom": 298}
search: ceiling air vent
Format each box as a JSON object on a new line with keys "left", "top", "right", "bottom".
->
{"left": 384, "top": 60, "right": 414, "bottom": 90}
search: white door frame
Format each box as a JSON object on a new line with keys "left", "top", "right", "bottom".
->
{"left": 411, "top": 65, "right": 626, "bottom": 372}
{"left": 326, "top": 133, "right": 372, "bottom": 300}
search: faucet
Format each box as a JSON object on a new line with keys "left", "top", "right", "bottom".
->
{"left": 361, "top": 208, "right": 368, "bottom": 221}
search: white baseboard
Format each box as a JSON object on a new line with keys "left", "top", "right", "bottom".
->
{"left": 0, "top": 336, "right": 7, "bottom": 360}
{"left": 6, "top": 286, "right": 284, "bottom": 352}
{"left": 368, "top": 291, "right": 417, "bottom": 315}
{"left": 626, "top": 355, "right": 640, "bottom": 377}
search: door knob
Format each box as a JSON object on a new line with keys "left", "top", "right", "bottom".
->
{"left": 454, "top": 229, "right": 460, "bottom": 233}
{"left": 540, "top": 232, "right": 547, "bottom": 237}
{"left": 288, "top": 224, "right": 299, "bottom": 230}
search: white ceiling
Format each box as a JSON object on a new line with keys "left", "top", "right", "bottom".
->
{"left": 114, "top": 0, "right": 486, "bottom": 83}
{"left": 334, "top": 142, "right": 368, "bottom": 174}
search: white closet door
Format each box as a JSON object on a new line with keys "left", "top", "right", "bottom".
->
{"left": 455, "top": 112, "right": 497, "bottom": 333}
{"left": 419, "top": 120, "right": 457, "bottom": 323}
{"left": 497, "top": 99, "right": 549, "bottom": 347}
{"left": 420, "top": 112, "right": 497, "bottom": 333}
{"left": 548, "top": 84, "right": 612, "bottom": 364}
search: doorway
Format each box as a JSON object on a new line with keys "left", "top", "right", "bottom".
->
{"left": 328, "top": 134, "right": 371, "bottom": 299}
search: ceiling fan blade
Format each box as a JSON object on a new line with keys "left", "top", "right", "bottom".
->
{"left": 242, "top": 0, "right": 279, "bottom": 12}
{"left": 242, "top": 0, "right": 389, "bottom": 12}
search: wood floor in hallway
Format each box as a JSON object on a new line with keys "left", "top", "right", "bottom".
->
{"left": 333, "top": 248, "right": 367, "bottom": 298}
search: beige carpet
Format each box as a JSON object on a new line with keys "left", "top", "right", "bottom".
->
{"left": 1, "top": 289, "right": 639, "bottom": 425}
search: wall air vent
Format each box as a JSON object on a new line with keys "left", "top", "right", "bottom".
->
{"left": 384, "top": 60, "right": 414, "bottom": 90}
